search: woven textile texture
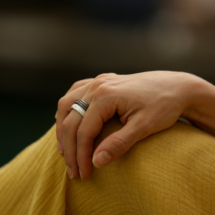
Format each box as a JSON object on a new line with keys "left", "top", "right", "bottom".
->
{"left": 0, "top": 116, "right": 215, "bottom": 215}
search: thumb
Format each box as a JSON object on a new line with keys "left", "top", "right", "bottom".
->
{"left": 92, "top": 119, "right": 146, "bottom": 168}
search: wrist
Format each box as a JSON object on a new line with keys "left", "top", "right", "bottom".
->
{"left": 181, "top": 74, "right": 215, "bottom": 135}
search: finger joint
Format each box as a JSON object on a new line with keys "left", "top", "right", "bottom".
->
{"left": 111, "top": 136, "right": 128, "bottom": 154}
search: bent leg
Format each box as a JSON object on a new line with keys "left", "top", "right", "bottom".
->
{"left": 0, "top": 125, "right": 67, "bottom": 215}
{"left": 1, "top": 116, "right": 215, "bottom": 215}
{"left": 66, "top": 117, "right": 215, "bottom": 215}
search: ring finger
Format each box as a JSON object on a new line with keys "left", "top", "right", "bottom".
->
{"left": 56, "top": 83, "right": 91, "bottom": 154}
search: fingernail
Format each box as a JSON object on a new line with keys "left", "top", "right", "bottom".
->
{"left": 67, "top": 166, "right": 73, "bottom": 179}
{"left": 79, "top": 169, "right": 83, "bottom": 180}
{"left": 92, "top": 151, "right": 112, "bottom": 168}
{"left": 57, "top": 142, "right": 63, "bottom": 154}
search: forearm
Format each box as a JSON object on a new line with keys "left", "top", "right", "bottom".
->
{"left": 182, "top": 75, "right": 215, "bottom": 135}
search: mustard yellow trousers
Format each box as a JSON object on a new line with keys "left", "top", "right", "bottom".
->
{"left": 1, "top": 116, "right": 215, "bottom": 215}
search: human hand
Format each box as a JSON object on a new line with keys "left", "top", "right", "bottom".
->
{"left": 60, "top": 71, "right": 197, "bottom": 180}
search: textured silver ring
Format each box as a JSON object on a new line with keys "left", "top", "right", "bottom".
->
{"left": 75, "top": 99, "right": 89, "bottom": 111}
{"left": 71, "top": 104, "right": 86, "bottom": 117}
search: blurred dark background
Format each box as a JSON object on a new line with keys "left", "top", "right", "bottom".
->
{"left": 1, "top": 0, "right": 215, "bottom": 166}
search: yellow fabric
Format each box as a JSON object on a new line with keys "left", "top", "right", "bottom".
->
{"left": 1, "top": 116, "right": 215, "bottom": 215}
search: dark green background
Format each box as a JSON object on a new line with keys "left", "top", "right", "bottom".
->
{"left": 1, "top": 1, "right": 215, "bottom": 167}
{"left": 0, "top": 95, "right": 56, "bottom": 167}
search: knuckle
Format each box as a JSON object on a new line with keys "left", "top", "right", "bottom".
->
{"left": 58, "top": 97, "right": 66, "bottom": 109}
{"left": 71, "top": 78, "right": 92, "bottom": 89}
{"left": 56, "top": 125, "right": 61, "bottom": 136}
{"left": 56, "top": 125, "right": 63, "bottom": 142}
{"left": 76, "top": 127, "right": 84, "bottom": 139}
{"left": 77, "top": 152, "right": 92, "bottom": 164}
{"left": 91, "top": 77, "right": 107, "bottom": 90}
{"left": 64, "top": 149, "right": 74, "bottom": 159}
{"left": 89, "top": 73, "right": 116, "bottom": 93}
{"left": 58, "top": 95, "right": 74, "bottom": 113}
{"left": 111, "top": 136, "right": 128, "bottom": 154}
{"left": 70, "top": 78, "right": 90, "bottom": 91}
{"left": 95, "top": 73, "right": 109, "bottom": 79}
{"left": 62, "top": 118, "right": 69, "bottom": 131}
{"left": 76, "top": 127, "right": 94, "bottom": 142}
{"left": 94, "top": 84, "right": 113, "bottom": 100}
{"left": 96, "top": 73, "right": 116, "bottom": 79}
{"left": 142, "top": 121, "right": 154, "bottom": 136}
{"left": 71, "top": 81, "right": 80, "bottom": 90}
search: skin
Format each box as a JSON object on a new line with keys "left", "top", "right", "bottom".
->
{"left": 55, "top": 71, "right": 215, "bottom": 180}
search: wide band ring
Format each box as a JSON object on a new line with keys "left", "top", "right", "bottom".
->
{"left": 75, "top": 99, "right": 89, "bottom": 111}
{"left": 71, "top": 104, "right": 86, "bottom": 117}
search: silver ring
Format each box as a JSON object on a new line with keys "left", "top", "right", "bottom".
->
{"left": 71, "top": 104, "right": 86, "bottom": 117}
{"left": 75, "top": 99, "right": 89, "bottom": 111}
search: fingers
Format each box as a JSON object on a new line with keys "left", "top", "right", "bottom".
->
{"left": 62, "top": 110, "right": 83, "bottom": 179}
{"left": 56, "top": 83, "right": 91, "bottom": 154}
{"left": 92, "top": 116, "right": 147, "bottom": 168}
{"left": 76, "top": 106, "right": 105, "bottom": 179}
{"left": 62, "top": 73, "right": 118, "bottom": 179}
{"left": 75, "top": 91, "right": 117, "bottom": 179}
{"left": 62, "top": 95, "right": 95, "bottom": 180}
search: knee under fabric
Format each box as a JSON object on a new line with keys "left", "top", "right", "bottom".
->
{"left": 0, "top": 116, "right": 215, "bottom": 215}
